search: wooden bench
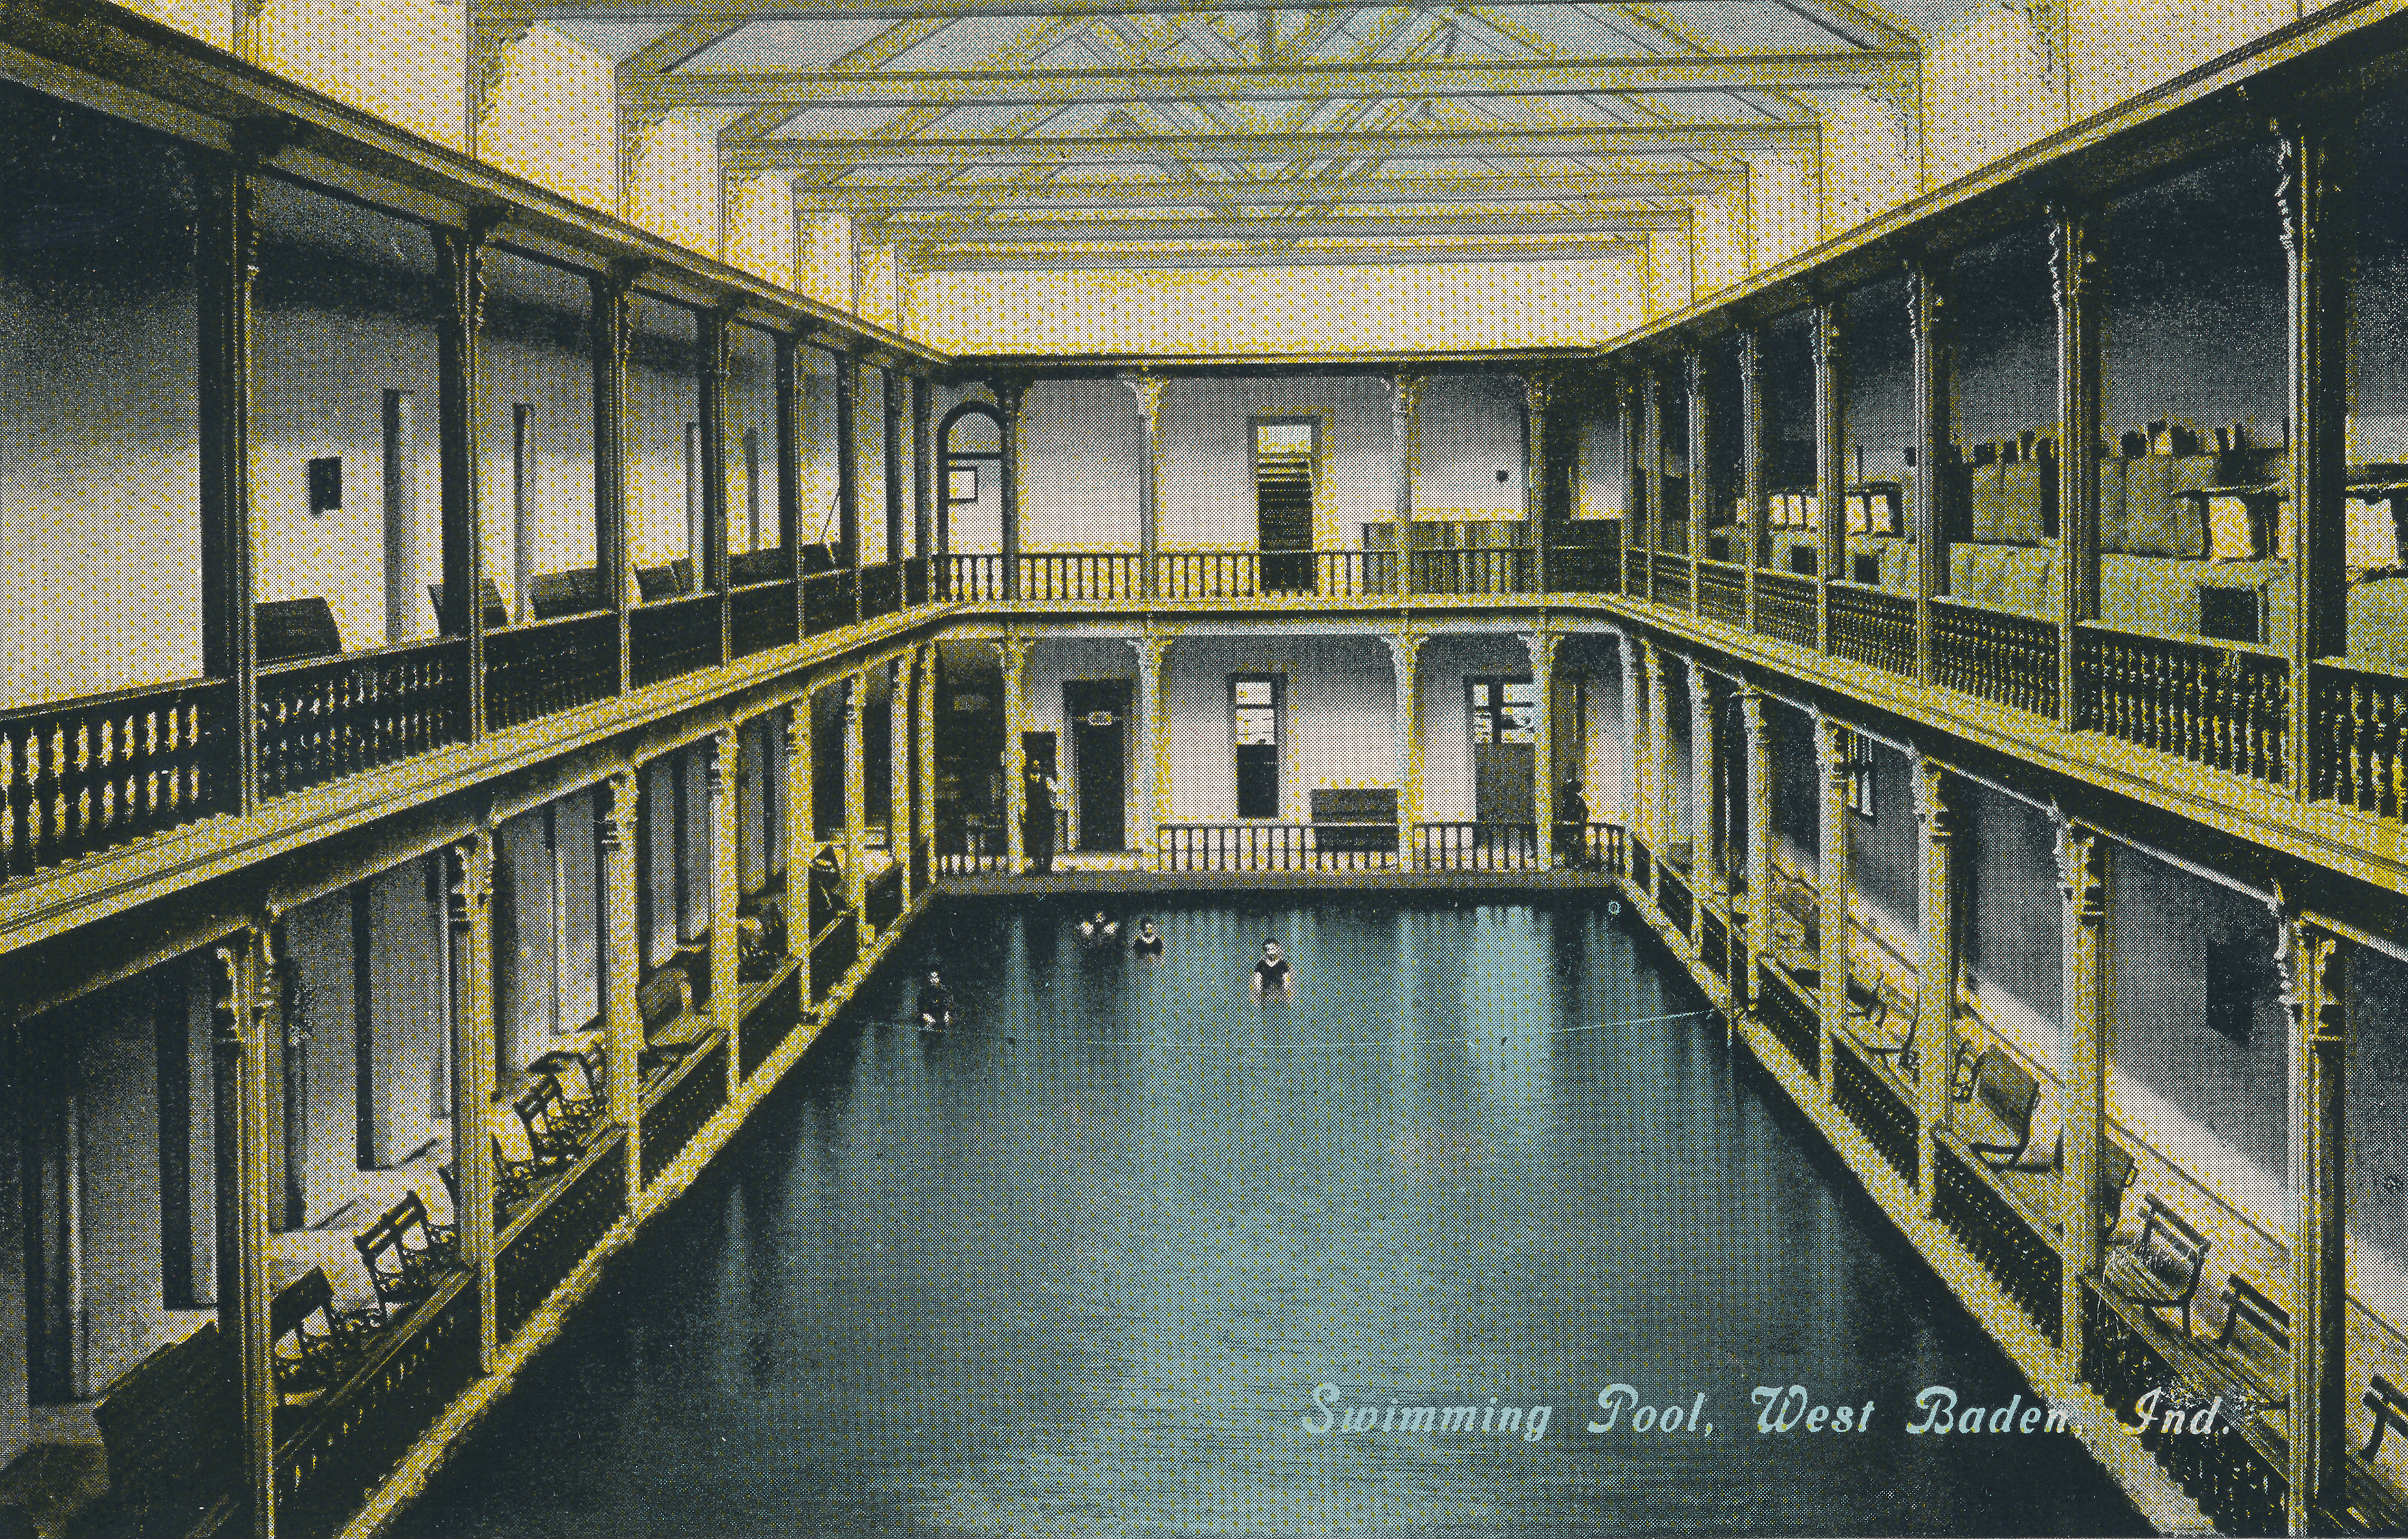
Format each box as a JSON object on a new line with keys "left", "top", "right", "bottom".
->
{"left": 429, "top": 576, "right": 510, "bottom": 629}
{"left": 1309, "top": 788, "right": 1398, "bottom": 853}
{"left": 1953, "top": 1046, "right": 2042, "bottom": 1168}
{"left": 2212, "top": 1274, "right": 2290, "bottom": 1407}
{"left": 2343, "top": 1373, "right": 2408, "bottom": 1531}
{"left": 532, "top": 1044, "right": 607, "bottom": 1123}
{"left": 738, "top": 894, "right": 787, "bottom": 977}
{"left": 2105, "top": 1193, "right": 2210, "bottom": 1336}
{"left": 634, "top": 557, "right": 696, "bottom": 602}
{"left": 95, "top": 1323, "right": 237, "bottom": 1505}
{"left": 270, "top": 1267, "right": 374, "bottom": 1401}
{"left": 528, "top": 566, "right": 606, "bottom": 620}
{"left": 353, "top": 1191, "right": 458, "bottom": 1323}
{"left": 730, "top": 546, "right": 793, "bottom": 585}
{"left": 638, "top": 962, "right": 699, "bottom": 1077}
{"left": 255, "top": 596, "right": 342, "bottom": 665}
{"left": 515, "top": 1075, "right": 588, "bottom": 1168}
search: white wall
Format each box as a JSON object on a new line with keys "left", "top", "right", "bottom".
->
{"left": 363, "top": 856, "right": 448, "bottom": 1167}
{"left": 1159, "top": 634, "right": 1395, "bottom": 821}
{"left": 1021, "top": 380, "right": 1142, "bottom": 552}
{"left": 480, "top": 248, "right": 599, "bottom": 607}
{"left": 286, "top": 886, "right": 361, "bottom": 1227}
{"left": 1415, "top": 374, "right": 1525, "bottom": 521}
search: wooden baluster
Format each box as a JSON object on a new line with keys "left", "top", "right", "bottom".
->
{"left": 2360, "top": 680, "right": 2383, "bottom": 812}
{"left": 2390, "top": 685, "right": 2408, "bottom": 819}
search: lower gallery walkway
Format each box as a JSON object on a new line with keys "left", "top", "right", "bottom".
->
{"left": 388, "top": 897, "right": 2140, "bottom": 1537}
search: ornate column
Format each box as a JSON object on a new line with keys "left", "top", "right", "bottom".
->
{"left": 1646, "top": 643, "right": 1677, "bottom": 864}
{"left": 596, "top": 772, "right": 641, "bottom": 1207}
{"left": 1909, "top": 261, "right": 1948, "bottom": 685}
{"left": 784, "top": 700, "right": 814, "bottom": 956}
{"left": 1388, "top": 632, "right": 1423, "bottom": 861}
{"left": 1122, "top": 373, "right": 1163, "bottom": 599}
{"left": 884, "top": 367, "right": 908, "bottom": 570}
{"left": 889, "top": 659, "right": 912, "bottom": 903}
{"left": 2055, "top": 815, "right": 2109, "bottom": 1375}
{"left": 1523, "top": 369, "right": 1556, "bottom": 592}
{"left": 1741, "top": 689, "right": 1772, "bottom": 1002}
{"left": 1813, "top": 305, "right": 1845, "bottom": 651}
{"left": 1524, "top": 630, "right": 1558, "bottom": 866}
{"left": 197, "top": 144, "right": 264, "bottom": 813}
{"left": 832, "top": 349, "right": 860, "bottom": 577}
{"left": 842, "top": 674, "right": 868, "bottom": 921}
{"left": 434, "top": 220, "right": 495, "bottom": 733}
{"left": 1814, "top": 711, "right": 1851, "bottom": 1085}
{"left": 1685, "top": 349, "right": 1709, "bottom": 608}
{"left": 913, "top": 647, "right": 936, "bottom": 891}
{"left": 1738, "top": 328, "right": 1764, "bottom": 630}
{"left": 995, "top": 378, "right": 1026, "bottom": 599}
{"left": 444, "top": 832, "right": 499, "bottom": 1370}
{"left": 1617, "top": 633, "right": 1645, "bottom": 852}
{"left": 212, "top": 926, "right": 276, "bottom": 1539}
{"left": 1389, "top": 373, "right": 1420, "bottom": 596}
{"left": 1129, "top": 634, "right": 1168, "bottom": 863}
{"left": 595, "top": 265, "right": 637, "bottom": 688}
{"left": 1914, "top": 755, "right": 1962, "bottom": 1191}
{"left": 2281, "top": 114, "right": 2354, "bottom": 801}
{"left": 999, "top": 636, "right": 1031, "bottom": 870}
{"left": 2051, "top": 204, "right": 2100, "bottom": 733}
{"left": 706, "top": 730, "right": 740, "bottom": 1097}
{"left": 1689, "top": 666, "right": 1721, "bottom": 895}
{"left": 2278, "top": 903, "right": 2349, "bottom": 1530}
{"left": 912, "top": 374, "right": 935, "bottom": 592}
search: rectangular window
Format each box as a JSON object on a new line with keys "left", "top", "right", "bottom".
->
{"left": 949, "top": 467, "right": 979, "bottom": 504}
{"left": 1232, "top": 675, "right": 1283, "bottom": 818}
{"left": 1467, "top": 678, "right": 1538, "bottom": 744}
{"left": 1840, "top": 729, "right": 1875, "bottom": 819}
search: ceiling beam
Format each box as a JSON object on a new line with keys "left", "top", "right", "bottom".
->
{"left": 636, "top": 49, "right": 1913, "bottom": 110}
{"left": 796, "top": 167, "right": 1744, "bottom": 210}
{"left": 911, "top": 236, "right": 1651, "bottom": 269}
{"left": 869, "top": 208, "right": 1690, "bottom": 240}
{"left": 729, "top": 120, "right": 1814, "bottom": 169}
{"left": 490, "top": 0, "right": 1806, "bottom": 19}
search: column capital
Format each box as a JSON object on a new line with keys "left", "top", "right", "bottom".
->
{"left": 990, "top": 375, "right": 1028, "bottom": 414}
{"left": 2270, "top": 894, "right": 2347, "bottom": 1035}
{"left": 1912, "top": 752, "right": 1960, "bottom": 838}
{"left": 444, "top": 832, "right": 495, "bottom": 928}
{"left": 1127, "top": 632, "right": 1168, "bottom": 669}
{"left": 707, "top": 725, "right": 738, "bottom": 786}
{"left": 1685, "top": 663, "right": 1715, "bottom": 713}
{"left": 1386, "top": 628, "right": 1423, "bottom": 671}
{"left": 1520, "top": 629, "right": 1558, "bottom": 676}
{"left": 596, "top": 769, "right": 636, "bottom": 848}
{"left": 2052, "top": 815, "right": 2107, "bottom": 918}
{"left": 1388, "top": 371, "right": 1421, "bottom": 413}
{"left": 1520, "top": 367, "right": 1558, "bottom": 416}
{"left": 1118, "top": 372, "right": 1163, "bottom": 421}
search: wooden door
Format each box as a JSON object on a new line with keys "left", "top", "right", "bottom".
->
{"left": 1064, "top": 680, "right": 1130, "bottom": 852}
{"left": 1469, "top": 677, "right": 1536, "bottom": 825}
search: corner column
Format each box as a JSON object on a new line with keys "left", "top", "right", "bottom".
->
{"left": 2051, "top": 204, "right": 2101, "bottom": 732}
{"left": 2281, "top": 111, "right": 2354, "bottom": 801}
{"left": 1685, "top": 349, "right": 1708, "bottom": 610}
{"left": 1913, "top": 755, "right": 1961, "bottom": 1190}
{"left": 1813, "top": 305, "right": 1845, "bottom": 653}
{"left": 842, "top": 674, "right": 868, "bottom": 922}
{"left": 1390, "top": 374, "right": 1419, "bottom": 596}
{"left": 2056, "top": 816, "right": 2108, "bottom": 1375}
{"left": 1740, "top": 689, "right": 1772, "bottom": 1003}
{"left": 1645, "top": 643, "right": 1676, "bottom": 867}
{"left": 912, "top": 375, "right": 935, "bottom": 600}
{"left": 1523, "top": 369, "right": 1555, "bottom": 592}
{"left": 996, "top": 378, "right": 1026, "bottom": 600}
{"left": 1523, "top": 632, "right": 1558, "bottom": 865}
{"left": 1122, "top": 374, "right": 1163, "bottom": 599}
{"left": 1130, "top": 634, "right": 1168, "bottom": 863}
{"left": 999, "top": 636, "right": 1031, "bottom": 869}
{"left": 833, "top": 350, "right": 860, "bottom": 580}
{"left": 444, "top": 832, "right": 499, "bottom": 1370}
{"left": 1738, "top": 330, "right": 1764, "bottom": 630}
{"left": 1814, "top": 711, "right": 1851, "bottom": 1086}
{"left": 884, "top": 365, "right": 907, "bottom": 569}
{"left": 707, "top": 730, "right": 740, "bottom": 1097}
{"left": 213, "top": 928, "right": 275, "bottom": 1539}
{"left": 784, "top": 700, "right": 815, "bottom": 957}
{"left": 2279, "top": 906, "right": 2349, "bottom": 1531}
{"left": 889, "top": 659, "right": 912, "bottom": 904}
{"left": 1909, "top": 261, "right": 1948, "bottom": 685}
{"left": 912, "top": 647, "right": 936, "bottom": 892}
{"left": 1688, "top": 667, "right": 1721, "bottom": 897}
{"left": 595, "top": 268, "right": 636, "bottom": 691}
{"left": 1388, "top": 632, "right": 1423, "bottom": 864}
{"left": 596, "top": 772, "right": 641, "bottom": 1204}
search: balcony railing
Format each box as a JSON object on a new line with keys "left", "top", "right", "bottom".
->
{"left": 1415, "top": 821, "right": 1539, "bottom": 870}
{"left": 804, "top": 569, "right": 857, "bottom": 636}
{"left": 1697, "top": 560, "right": 1745, "bottom": 625}
{"left": 630, "top": 594, "right": 722, "bottom": 690}
{"left": 1828, "top": 585, "right": 1914, "bottom": 678}
{"left": 2314, "top": 660, "right": 2408, "bottom": 817}
{"left": 1933, "top": 600, "right": 2058, "bottom": 719}
{"left": 729, "top": 579, "right": 798, "bottom": 660}
{"left": 257, "top": 638, "right": 471, "bottom": 801}
{"left": 1649, "top": 552, "right": 1692, "bottom": 610}
{"left": 1157, "top": 821, "right": 1400, "bottom": 872}
{"left": 486, "top": 611, "right": 618, "bottom": 733}
{"left": 1022, "top": 552, "right": 1145, "bottom": 601}
{"left": 3, "top": 676, "right": 234, "bottom": 877}
{"left": 2076, "top": 626, "right": 2288, "bottom": 785}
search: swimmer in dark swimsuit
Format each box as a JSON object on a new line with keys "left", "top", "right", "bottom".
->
{"left": 1132, "top": 918, "right": 1163, "bottom": 956}
{"left": 916, "top": 969, "right": 954, "bottom": 1032}
{"left": 1251, "top": 938, "right": 1291, "bottom": 995}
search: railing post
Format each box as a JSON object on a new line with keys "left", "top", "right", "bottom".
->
{"left": 1740, "top": 688, "right": 1772, "bottom": 1010}
{"left": 444, "top": 831, "right": 499, "bottom": 1371}
{"left": 2050, "top": 202, "right": 2100, "bottom": 733}
{"left": 1524, "top": 630, "right": 1558, "bottom": 867}
{"left": 1389, "top": 372, "right": 1419, "bottom": 596}
{"left": 706, "top": 729, "right": 740, "bottom": 1099}
{"left": 1387, "top": 632, "right": 1422, "bottom": 866}
{"left": 197, "top": 142, "right": 263, "bottom": 817}
{"left": 1813, "top": 710, "right": 1851, "bottom": 1090}
{"left": 1738, "top": 331, "right": 1763, "bottom": 632}
{"left": 2281, "top": 109, "right": 2354, "bottom": 801}
{"left": 1122, "top": 373, "right": 1163, "bottom": 601}
{"left": 2277, "top": 902, "right": 2348, "bottom": 1532}
{"left": 1909, "top": 259, "right": 1948, "bottom": 688}
{"left": 1130, "top": 634, "right": 1168, "bottom": 865}
{"left": 596, "top": 771, "right": 641, "bottom": 1207}
{"left": 996, "top": 377, "right": 1026, "bottom": 601}
{"left": 1813, "top": 303, "right": 1845, "bottom": 656}
{"left": 594, "top": 265, "right": 637, "bottom": 696}
{"left": 213, "top": 925, "right": 277, "bottom": 1539}
{"left": 1913, "top": 755, "right": 1960, "bottom": 1194}
{"left": 2055, "top": 815, "right": 2107, "bottom": 1375}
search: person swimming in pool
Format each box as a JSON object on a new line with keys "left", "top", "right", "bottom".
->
{"left": 1251, "top": 938, "right": 1292, "bottom": 995}
{"left": 1131, "top": 917, "right": 1163, "bottom": 956}
{"left": 1078, "top": 911, "right": 1119, "bottom": 943}
{"left": 915, "top": 968, "right": 954, "bottom": 1032}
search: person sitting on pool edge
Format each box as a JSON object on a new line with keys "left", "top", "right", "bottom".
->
{"left": 1132, "top": 917, "right": 1164, "bottom": 956}
{"left": 1251, "top": 938, "right": 1292, "bottom": 994}
{"left": 1079, "top": 911, "right": 1119, "bottom": 943}
{"left": 916, "top": 968, "right": 954, "bottom": 1032}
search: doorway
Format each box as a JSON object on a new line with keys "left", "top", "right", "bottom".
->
{"left": 1468, "top": 676, "right": 1536, "bottom": 824}
{"left": 1231, "top": 675, "right": 1283, "bottom": 819}
{"left": 1064, "top": 680, "right": 1132, "bottom": 852}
